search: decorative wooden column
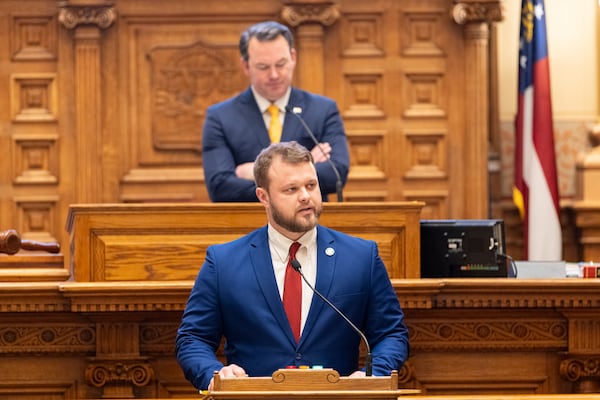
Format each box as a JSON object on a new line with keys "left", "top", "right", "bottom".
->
{"left": 85, "top": 321, "right": 154, "bottom": 398}
{"left": 451, "top": 1, "right": 502, "bottom": 218}
{"left": 560, "top": 310, "right": 600, "bottom": 393}
{"left": 58, "top": 2, "right": 115, "bottom": 203}
{"left": 281, "top": 0, "right": 340, "bottom": 94}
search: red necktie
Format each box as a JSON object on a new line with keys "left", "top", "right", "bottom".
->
{"left": 283, "top": 242, "right": 302, "bottom": 342}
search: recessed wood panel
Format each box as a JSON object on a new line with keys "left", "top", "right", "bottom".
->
{"left": 10, "top": 15, "right": 57, "bottom": 61}
{"left": 10, "top": 73, "right": 58, "bottom": 122}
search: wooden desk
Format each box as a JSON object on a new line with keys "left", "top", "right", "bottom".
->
{"left": 65, "top": 202, "right": 423, "bottom": 281}
{"left": 2, "top": 203, "right": 600, "bottom": 398}
{"left": 1, "top": 279, "right": 600, "bottom": 398}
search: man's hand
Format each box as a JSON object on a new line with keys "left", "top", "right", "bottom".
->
{"left": 208, "top": 364, "right": 247, "bottom": 391}
{"left": 235, "top": 162, "right": 255, "bottom": 181}
{"left": 311, "top": 142, "right": 332, "bottom": 163}
{"left": 349, "top": 370, "right": 366, "bottom": 378}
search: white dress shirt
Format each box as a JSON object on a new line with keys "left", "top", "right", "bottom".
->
{"left": 268, "top": 224, "right": 317, "bottom": 336}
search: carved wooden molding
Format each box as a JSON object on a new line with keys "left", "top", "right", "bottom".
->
{"left": 139, "top": 323, "right": 178, "bottom": 354}
{"left": 408, "top": 319, "right": 567, "bottom": 351}
{"left": 58, "top": 3, "right": 116, "bottom": 30}
{"left": 281, "top": 0, "right": 340, "bottom": 27}
{"left": 10, "top": 15, "right": 57, "bottom": 61}
{"left": 560, "top": 355, "right": 600, "bottom": 393}
{"left": 0, "top": 324, "right": 95, "bottom": 354}
{"left": 397, "top": 361, "right": 414, "bottom": 386}
{"left": 85, "top": 358, "right": 154, "bottom": 388}
{"left": 10, "top": 73, "right": 58, "bottom": 123}
{"left": 561, "top": 355, "right": 600, "bottom": 381}
{"left": 451, "top": 0, "right": 503, "bottom": 25}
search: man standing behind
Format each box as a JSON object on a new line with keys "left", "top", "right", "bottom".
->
{"left": 176, "top": 141, "right": 409, "bottom": 391}
{"left": 202, "top": 21, "right": 350, "bottom": 202}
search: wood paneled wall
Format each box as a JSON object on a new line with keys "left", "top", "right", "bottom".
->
{"left": 0, "top": 0, "right": 504, "bottom": 252}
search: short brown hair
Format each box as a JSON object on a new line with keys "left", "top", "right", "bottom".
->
{"left": 254, "top": 141, "right": 314, "bottom": 190}
{"left": 239, "top": 21, "right": 294, "bottom": 62}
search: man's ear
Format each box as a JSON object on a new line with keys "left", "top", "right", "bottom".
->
{"left": 256, "top": 187, "right": 269, "bottom": 206}
{"left": 241, "top": 57, "right": 250, "bottom": 77}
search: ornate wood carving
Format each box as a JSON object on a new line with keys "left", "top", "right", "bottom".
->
{"left": 408, "top": 318, "right": 567, "bottom": 351}
{"left": 560, "top": 355, "right": 600, "bottom": 393}
{"left": 0, "top": 274, "right": 600, "bottom": 397}
{"left": 146, "top": 41, "right": 242, "bottom": 152}
{"left": 57, "top": 3, "right": 116, "bottom": 30}
{"left": 139, "top": 323, "right": 178, "bottom": 354}
{"left": 0, "top": 0, "right": 532, "bottom": 258}
{"left": 451, "top": 0, "right": 503, "bottom": 25}
{"left": 0, "top": 323, "right": 95, "bottom": 353}
{"left": 281, "top": 0, "right": 340, "bottom": 27}
{"left": 86, "top": 358, "right": 154, "bottom": 397}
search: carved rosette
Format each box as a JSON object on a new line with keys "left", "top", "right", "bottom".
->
{"left": 397, "top": 361, "right": 413, "bottom": 385}
{"left": 58, "top": 3, "right": 116, "bottom": 30}
{"left": 560, "top": 356, "right": 600, "bottom": 383}
{"left": 85, "top": 359, "right": 154, "bottom": 388}
{"left": 281, "top": 1, "right": 340, "bottom": 27}
{"left": 451, "top": 1, "right": 503, "bottom": 25}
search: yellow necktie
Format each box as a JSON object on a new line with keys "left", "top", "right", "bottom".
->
{"left": 268, "top": 104, "right": 282, "bottom": 143}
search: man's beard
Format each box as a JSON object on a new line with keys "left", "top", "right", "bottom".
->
{"left": 271, "top": 202, "right": 322, "bottom": 233}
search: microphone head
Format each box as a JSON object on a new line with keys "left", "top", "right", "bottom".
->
{"left": 290, "top": 259, "right": 302, "bottom": 272}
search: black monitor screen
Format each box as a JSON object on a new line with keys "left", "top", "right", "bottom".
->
{"left": 420, "top": 219, "right": 507, "bottom": 278}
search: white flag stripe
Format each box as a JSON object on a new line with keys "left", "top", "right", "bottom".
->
{"left": 521, "top": 87, "right": 561, "bottom": 261}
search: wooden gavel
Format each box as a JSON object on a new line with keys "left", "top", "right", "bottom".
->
{"left": 0, "top": 229, "right": 61, "bottom": 255}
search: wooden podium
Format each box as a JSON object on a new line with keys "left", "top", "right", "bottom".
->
{"left": 65, "top": 202, "right": 424, "bottom": 281}
{"left": 204, "top": 368, "right": 420, "bottom": 399}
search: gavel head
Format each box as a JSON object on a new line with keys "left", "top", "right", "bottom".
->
{"left": 0, "top": 229, "right": 22, "bottom": 255}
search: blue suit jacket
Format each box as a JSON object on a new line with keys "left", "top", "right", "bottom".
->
{"left": 176, "top": 225, "right": 409, "bottom": 390}
{"left": 202, "top": 87, "right": 350, "bottom": 202}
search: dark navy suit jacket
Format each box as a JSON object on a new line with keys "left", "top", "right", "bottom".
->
{"left": 202, "top": 87, "right": 350, "bottom": 202}
{"left": 175, "top": 225, "right": 409, "bottom": 390}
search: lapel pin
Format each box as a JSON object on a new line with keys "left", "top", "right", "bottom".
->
{"left": 325, "top": 247, "right": 335, "bottom": 256}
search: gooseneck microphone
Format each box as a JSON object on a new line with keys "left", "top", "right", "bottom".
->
{"left": 285, "top": 106, "right": 344, "bottom": 202}
{"left": 290, "top": 259, "right": 372, "bottom": 376}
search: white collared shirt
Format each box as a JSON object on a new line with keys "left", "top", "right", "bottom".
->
{"left": 268, "top": 224, "right": 317, "bottom": 336}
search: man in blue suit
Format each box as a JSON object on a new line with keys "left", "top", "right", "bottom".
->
{"left": 202, "top": 21, "right": 349, "bottom": 202}
{"left": 176, "top": 141, "right": 409, "bottom": 391}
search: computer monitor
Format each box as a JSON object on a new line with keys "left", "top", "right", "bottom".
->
{"left": 420, "top": 219, "right": 507, "bottom": 278}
